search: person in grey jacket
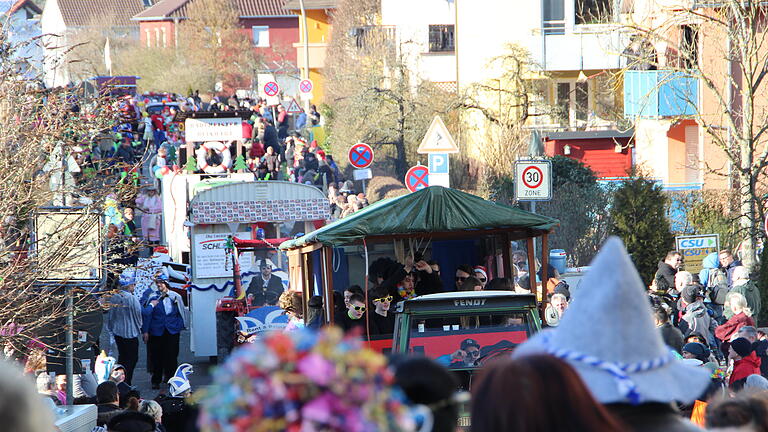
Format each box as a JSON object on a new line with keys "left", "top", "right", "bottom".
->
{"left": 679, "top": 284, "right": 717, "bottom": 348}
{"left": 106, "top": 275, "right": 143, "bottom": 386}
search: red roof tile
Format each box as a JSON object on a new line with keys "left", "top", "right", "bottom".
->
{"left": 133, "top": 0, "right": 292, "bottom": 20}
{"left": 57, "top": 0, "right": 147, "bottom": 27}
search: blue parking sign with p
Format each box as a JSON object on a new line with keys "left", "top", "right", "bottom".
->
{"left": 428, "top": 153, "right": 449, "bottom": 174}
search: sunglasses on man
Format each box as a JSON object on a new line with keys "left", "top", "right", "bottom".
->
{"left": 374, "top": 295, "right": 393, "bottom": 303}
{"left": 455, "top": 276, "right": 468, "bottom": 282}
{"left": 351, "top": 305, "right": 366, "bottom": 312}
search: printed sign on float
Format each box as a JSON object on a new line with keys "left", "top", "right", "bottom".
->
{"left": 185, "top": 117, "right": 243, "bottom": 142}
{"left": 675, "top": 234, "right": 720, "bottom": 274}
{"left": 193, "top": 232, "right": 253, "bottom": 279}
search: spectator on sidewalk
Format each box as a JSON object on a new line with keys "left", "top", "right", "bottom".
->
{"left": 96, "top": 381, "right": 123, "bottom": 427}
{"left": 728, "top": 266, "right": 761, "bottom": 320}
{"left": 719, "top": 249, "right": 742, "bottom": 289}
{"left": 715, "top": 292, "right": 755, "bottom": 355}
{"left": 1, "top": 361, "right": 54, "bottom": 432}
{"left": 142, "top": 277, "right": 185, "bottom": 390}
{"left": 653, "top": 251, "right": 681, "bottom": 294}
{"left": 107, "top": 275, "right": 143, "bottom": 385}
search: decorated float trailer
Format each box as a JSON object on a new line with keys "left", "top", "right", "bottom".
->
{"left": 185, "top": 181, "right": 330, "bottom": 358}
{"left": 278, "top": 186, "right": 559, "bottom": 347}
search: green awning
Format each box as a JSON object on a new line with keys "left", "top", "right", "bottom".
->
{"left": 280, "top": 186, "right": 559, "bottom": 249}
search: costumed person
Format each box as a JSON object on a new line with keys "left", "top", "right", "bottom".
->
{"left": 513, "top": 237, "right": 710, "bottom": 432}
{"left": 142, "top": 276, "right": 186, "bottom": 390}
{"left": 155, "top": 364, "right": 196, "bottom": 432}
{"left": 197, "top": 328, "right": 413, "bottom": 432}
{"left": 105, "top": 274, "right": 143, "bottom": 386}
{"left": 136, "top": 186, "right": 162, "bottom": 243}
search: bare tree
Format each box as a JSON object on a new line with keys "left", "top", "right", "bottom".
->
{"left": 324, "top": 0, "right": 459, "bottom": 179}
{"left": 0, "top": 31, "right": 123, "bottom": 368}
{"left": 622, "top": 1, "right": 768, "bottom": 270}
{"left": 178, "top": 0, "right": 257, "bottom": 93}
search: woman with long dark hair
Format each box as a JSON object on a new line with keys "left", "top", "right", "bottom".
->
{"left": 472, "top": 355, "right": 625, "bottom": 432}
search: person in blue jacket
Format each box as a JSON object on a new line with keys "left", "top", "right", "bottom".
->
{"left": 142, "top": 276, "right": 186, "bottom": 390}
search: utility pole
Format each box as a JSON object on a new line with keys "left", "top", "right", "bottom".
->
{"left": 299, "top": 0, "right": 311, "bottom": 112}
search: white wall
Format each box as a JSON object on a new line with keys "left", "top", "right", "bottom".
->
{"left": 634, "top": 119, "right": 672, "bottom": 182}
{"left": 381, "top": 0, "right": 456, "bottom": 83}
{"left": 41, "top": 0, "right": 68, "bottom": 87}
{"left": 456, "top": 0, "right": 540, "bottom": 90}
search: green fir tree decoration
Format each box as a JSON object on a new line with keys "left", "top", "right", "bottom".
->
{"left": 233, "top": 154, "right": 248, "bottom": 171}
{"left": 184, "top": 155, "right": 197, "bottom": 173}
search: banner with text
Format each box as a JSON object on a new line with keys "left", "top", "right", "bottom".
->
{"left": 675, "top": 234, "right": 720, "bottom": 275}
{"left": 184, "top": 117, "right": 243, "bottom": 142}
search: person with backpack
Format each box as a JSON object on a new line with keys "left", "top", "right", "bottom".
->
{"left": 700, "top": 252, "right": 730, "bottom": 323}
{"left": 678, "top": 284, "right": 717, "bottom": 349}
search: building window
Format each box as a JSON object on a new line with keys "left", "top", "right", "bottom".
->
{"left": 161, "top": 27, "right": 167, "bottom": 48}
{"left": 575, "top": 0, "right": 614, "bottom": 25}
{"left": 543, "top": 0, "right": 565, "bottom": 35}
{"left": 155, "top": 28, "right": 161, "bottom": 48}
{"left": 252, "top": 26, "right": 270, "bottom": 47}
{"left": 555, "top": 80, "right": 591, "bottom": 127}
{"left": 145, "top": 29, "right": 151, "bottom": 48}
{"left": 428, "top": 24, "right": 454, "bottom": 52}
{"left": 680, "top": 25, "right": 698, "bottom": 69}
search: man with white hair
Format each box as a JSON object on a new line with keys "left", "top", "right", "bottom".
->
{"left": 674, "top": 271, "right": 693, "bottom": 296}
{"left": 727, "top": 266, "right": 761, "bottom": 320}
{"left": 738, "top": 325, "right": 768, "bottom": 378}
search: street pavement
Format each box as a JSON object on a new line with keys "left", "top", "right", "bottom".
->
{"left": 101, "top": 327, "right": 214, "bottom": 398}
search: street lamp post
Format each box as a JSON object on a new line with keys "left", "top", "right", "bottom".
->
{"left": 299, "top": 0, "right": 311, "bottom": 112}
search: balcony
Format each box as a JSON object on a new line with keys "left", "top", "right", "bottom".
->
{"left": 541, "top": 27, "right": 628, "bottom": 71}
{"left": 293, "top": 43, "right": 328, "bottom": 69}
{"left": 624, "top": 70, "right": 699, "bottom": 118}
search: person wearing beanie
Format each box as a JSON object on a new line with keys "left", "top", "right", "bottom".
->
{"left": 678, "top": 284, "right": 716, "bottom": 348}
{"left": 682, "top": 342, "right": 711, "bottom": 363}
{"left": 106, "top": 411, "right": 155, "bottom": 432}
{"left": 729, "top": 337, "right": 761, "bottom": 389}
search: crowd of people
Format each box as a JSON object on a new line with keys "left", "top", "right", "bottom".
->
{"left": 7, "top": 237, "right": 768, "bottom": 431}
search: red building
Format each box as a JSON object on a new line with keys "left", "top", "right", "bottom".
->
{"left": 544, "top": 130, "right": 634, "bottom": 179}
{"left": 132, "top": 0, "right": 298, "bottom": 65}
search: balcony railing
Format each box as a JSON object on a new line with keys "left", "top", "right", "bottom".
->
{"left": 624, "top": 70, "right": 699, "bottom": 118}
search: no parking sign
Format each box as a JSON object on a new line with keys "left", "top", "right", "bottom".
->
{"left": 405, "top": 165, "right": 429, "bottom": 192}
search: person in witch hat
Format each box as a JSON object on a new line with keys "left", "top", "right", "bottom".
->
{"left": 514, "top": 237, "right": 710, "bottom": 432}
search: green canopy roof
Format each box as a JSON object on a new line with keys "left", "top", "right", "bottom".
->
{"left": 280, "top": 186, "right": 559, "bottom": 249}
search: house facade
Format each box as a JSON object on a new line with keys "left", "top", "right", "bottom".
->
{"left": 620, "top": 0, "right": 768, "bottom": 190}
{"left": 379, "top": 0, "right": 456, "bottom": 91}
{"left": 132, "top": 0, "right": 299, "bottom": 95}
{"left": 283, "top": 0, "right": 336, "bottom": 103}
{"left": 2, "top": 0, "right": 43, "bottom": 77}
{"left": 41, "top": 0, "right": 148, "bottom": 87}
{"left": 452, "top": 0, "right": 631, "bottom": 172}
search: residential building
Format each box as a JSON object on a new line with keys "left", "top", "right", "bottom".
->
{"left": 283, "top": 0, "right": 337, "bottom": 103}
{"left": 132, "top": 0, "right": 300, "bottom": 95}
{"left": 453, "top": 0, "right": 631, "bottom": 175}
{"left": 1, "top": 0, "right": 43, "bottom": 77}
{"left": 380, "top": 0, "right": 456, "bottom": 91}
{"left": 620, "top": 0, "right": 768, "bottom": 190}
{"left": 41, "top": 0, "right": 149, "bottom": 87}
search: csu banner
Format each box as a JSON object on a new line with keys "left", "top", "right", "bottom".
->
{"left": 675, "top": 234, "right": 719, "bottom": 274}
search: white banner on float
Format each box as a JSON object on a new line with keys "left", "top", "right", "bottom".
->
{"left": 184, "top": 117, "right": 242, "bottom": 142}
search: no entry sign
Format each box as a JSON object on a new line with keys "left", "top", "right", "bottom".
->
{"left": 405, "top": 165, "right": 429, "bottom": 192}
{"left": 348, "top": 143, "right": 374, "bottom": 169}
{"left": 299, "top": 79, "right": 313, "bottom": 93}
{"left": 514, "top": 160, "right": 552, "bottom": 201}
{"left": 263, "top": 81, "right": 280, "bottom": 97}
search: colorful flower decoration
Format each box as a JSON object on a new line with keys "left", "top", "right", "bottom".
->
{"left": 197, "top": 327, "right": 413, "bottom": 432}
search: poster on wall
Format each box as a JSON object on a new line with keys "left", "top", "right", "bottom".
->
{"left": 194, "top": 232, "right": 254, "bottom": 279}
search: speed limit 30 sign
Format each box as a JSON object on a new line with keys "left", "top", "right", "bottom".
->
{"left": 514, "top": 160, "right": 552, "bottom": 201}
